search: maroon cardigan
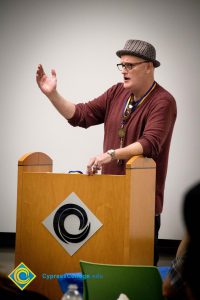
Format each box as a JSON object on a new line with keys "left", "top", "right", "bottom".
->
{"left": 68, "top": 82, "right": 177, "bottom": 215}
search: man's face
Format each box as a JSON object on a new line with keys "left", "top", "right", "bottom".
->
{"left": 119, "top": 55, "right": 150, "bottom": 91}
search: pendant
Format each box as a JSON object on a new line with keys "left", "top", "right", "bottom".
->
{"left": 118, "top": 127, "right": 126, "bottom": 138}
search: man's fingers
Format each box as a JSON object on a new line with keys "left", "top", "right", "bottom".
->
{"left": 36, "top": 65, "right": 43, "bottom": 79}
{"left": 87, "top": 157, "right": 95, "bottom": 175}
{"left": 87, "top": 157, "right": 96, "bottom": 168}
{"left": 87, "top": 157, "right": 102, "bottom": 175}
{"left": 51, "top": 69, "right": 56, "bottom": 77}
{"left": 37, "top": 64, "right": 46, "bottom": 77}
{"left": 93, "top": 164, "right": 101, "bottom": 170}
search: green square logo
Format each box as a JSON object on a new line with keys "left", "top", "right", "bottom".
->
{"left": 8, "top": 262, "right": 36, "bottom": 290}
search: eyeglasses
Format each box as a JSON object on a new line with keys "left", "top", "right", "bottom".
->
{"left": 117, "top": 61, "right": 150, "bottom": 71}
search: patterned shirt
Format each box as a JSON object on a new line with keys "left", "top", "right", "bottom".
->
{"left": 167, "top": 255, "right": 189, "bottom": 300}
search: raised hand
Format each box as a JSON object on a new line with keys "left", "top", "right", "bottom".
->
{"left": 36, "top": 64, "right": 57, "bottom": 96}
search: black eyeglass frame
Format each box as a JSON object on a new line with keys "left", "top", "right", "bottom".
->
{"left": 117, "top": 61, "right": 150, "bottom": 71}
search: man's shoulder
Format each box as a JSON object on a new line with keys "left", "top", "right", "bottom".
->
{"left": 156, "top": 83, "right": 176, "bottom": 102}
{"left": 105, "top": 82, "right": 129, "bottom": 101}
{"left": 108, "top": 82, "right": 126, "bottom": 94}
{"left": 147, "top": 83, "right": 177, "bottom": 116}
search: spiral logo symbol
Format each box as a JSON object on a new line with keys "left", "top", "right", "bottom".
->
{"left": 53, "top": 203, "right": 91, "bottom": 244}
{"left": 14, "top": 267, "right": 30, "bottom": 284}
{"left": 8, "top": 262, "right": 36, "bottom": 290}
{"left": 42, "top": 192, "right": 103, "bottom": 255}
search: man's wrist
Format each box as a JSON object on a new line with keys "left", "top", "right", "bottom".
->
{"left": 48, "top": 89, "right": 59, "bottom": 102}
{"left": 107, "top": 149, "right": 116, "bottom": 160}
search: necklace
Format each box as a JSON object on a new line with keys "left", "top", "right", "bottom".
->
{"left": 117, "top": 81, "right": 157, "bottom": 164}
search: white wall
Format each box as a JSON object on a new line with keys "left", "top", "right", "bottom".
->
{"left": 0, "top": 0, "right": 199, "bottom": 239}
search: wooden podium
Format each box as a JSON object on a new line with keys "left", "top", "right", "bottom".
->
{"left": 15, "top": 152, "right": 156, "bottom": 300}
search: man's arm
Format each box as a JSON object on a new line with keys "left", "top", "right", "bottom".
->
{"left": 115, "top": 142, "right": 143, "bottom": 160}
{"left": 36, "top": 64, "right": 75, "bottom": 120}
{"left": 87, "top": 142, "right": 143, "bottom": 175}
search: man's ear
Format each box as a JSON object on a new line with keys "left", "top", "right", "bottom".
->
{"left": 146, "top": 62, "right": 154, "bottom": 74}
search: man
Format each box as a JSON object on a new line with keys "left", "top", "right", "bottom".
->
{"left": 36, "top": 39, "right": 177, "bottom": 265}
